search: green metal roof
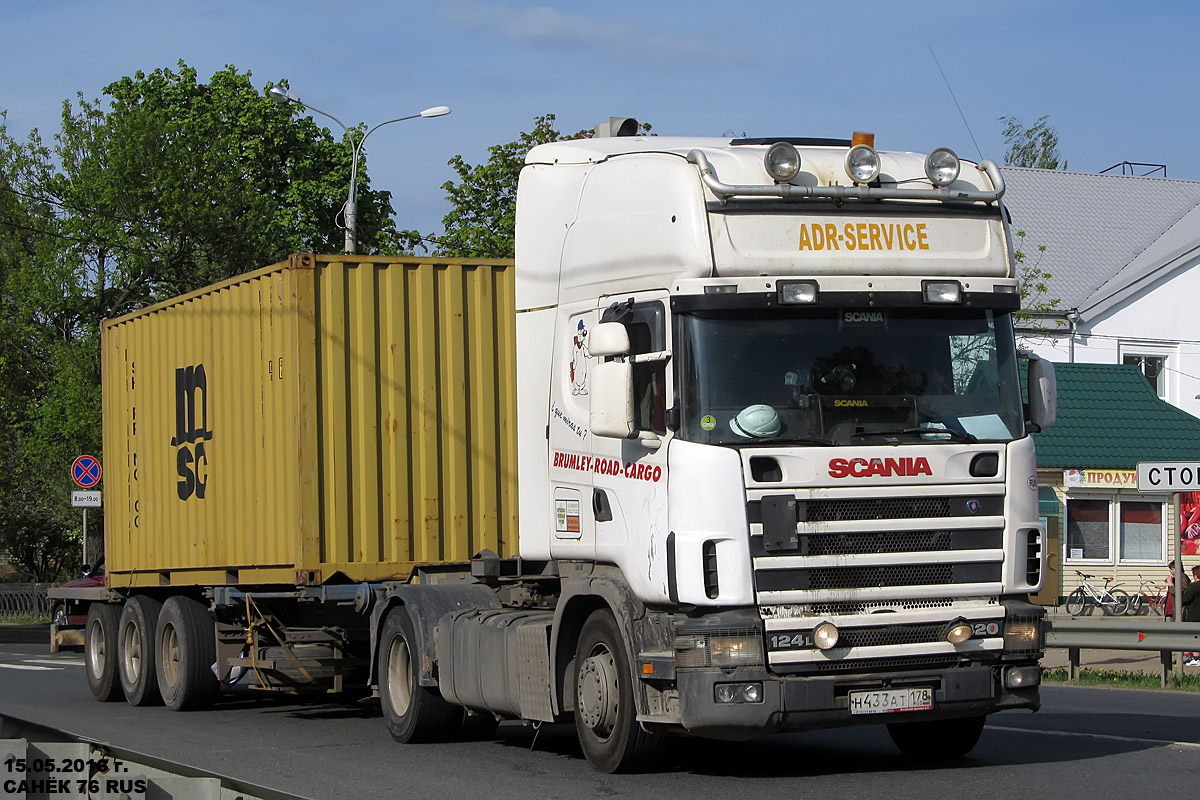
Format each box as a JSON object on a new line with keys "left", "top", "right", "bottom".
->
{"left": 1029, "top": 362, "right": 1200, "bottom": 468}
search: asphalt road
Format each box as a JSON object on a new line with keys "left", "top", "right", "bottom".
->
{"left": 1, "top": 638, "right": 1198, "bottom": 800}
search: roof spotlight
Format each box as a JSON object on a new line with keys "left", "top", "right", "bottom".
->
{"left": 925, "top": 147, "right": 961, "bottom": 187}
{"left": 765, "top": 142, "right": 801, "bottom": 182}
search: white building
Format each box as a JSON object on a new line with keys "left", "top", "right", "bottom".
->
{"left": 1002, "top": 167, "right": 1200, "bottom": 415}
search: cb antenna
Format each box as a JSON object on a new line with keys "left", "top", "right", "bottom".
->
{"left": 930, "top": 45, "right": 984, "bottom": 161}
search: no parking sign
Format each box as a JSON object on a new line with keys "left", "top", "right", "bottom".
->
{"left": 72, "top": 454, "right": 102, "bottom": 488}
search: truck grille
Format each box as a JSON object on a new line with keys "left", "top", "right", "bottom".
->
{"left": 807, "top": 497, "right": 951, "bottom": 521}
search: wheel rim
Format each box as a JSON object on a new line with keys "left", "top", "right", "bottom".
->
{"left": 87, "top": 618, "right": 106, "bottom": 678}
{"left": 161, "top": 624, "right": 181, "bottom": 689}
{"left": 121, "top": 620, "right": 143, "bottom": 685}
{"left": 386, "top": 637, "right": 413, "bottom": 717}
{"left": 577, "top": 644, "right": 619, "bottom": 739}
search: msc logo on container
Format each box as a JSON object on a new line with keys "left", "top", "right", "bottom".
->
{"left": 171, "top": 364, "right": 212, "bottom": 500}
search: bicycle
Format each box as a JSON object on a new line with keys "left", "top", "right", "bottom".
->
{"left": 1064, "top": 570, "right": 1131, "bottom": 616}
{"left": 1124, "top": 575, "right": 1168, "bottom": 616}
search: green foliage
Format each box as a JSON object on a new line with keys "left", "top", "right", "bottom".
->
{"left": 1014, "top": 229, "right": 1061, "bottom": 325}
{"left": 435, "top": 114, "right": 654, "bottom": 258}
{"left": 0, "top": 62, "right": 406, "bottom": 578}
{"left": 1042, "top": 665, "right": 1200, "bottom": 692}
{"left": 1000, "top": 114, "right": 1067, "bottom": 170}
{"left": 436, "top": 114, "right": 563, "bottom": 258}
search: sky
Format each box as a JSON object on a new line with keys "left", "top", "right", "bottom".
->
{"left": 3, "top": 0, "right": 1197, "bottom": 240}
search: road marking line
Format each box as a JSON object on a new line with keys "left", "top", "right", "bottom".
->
{"left": 26, "top": 658, "right": 83, "bottom": 666}
{"left": 989, "top": 724, "right": 1200, "bottom": 750}
{"left": 0, "top": 664, "right": 58, "bottom": 671}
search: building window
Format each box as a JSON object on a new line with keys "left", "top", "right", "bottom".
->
{"left": 1123, "top": 354, "right": 1167, "bottom": 398}
{"left": 1066, "top": 498, "right": 1110, "bottom": 561}
{"left": 1118, "top": 500, "right": 1163, "bottom": 561}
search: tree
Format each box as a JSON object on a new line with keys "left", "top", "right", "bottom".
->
{"left": 435, "top": 115, "right": 653, "bottom": 258}
{"left": 0, "top": 62, "right": 407, "bottom": 580}
{"left": 999, "top": 115, "right": 1067, "bottom": 170}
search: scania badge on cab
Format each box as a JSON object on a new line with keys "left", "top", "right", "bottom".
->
{"left": 56, "top": 123, "right": 1056, "bottom": 773}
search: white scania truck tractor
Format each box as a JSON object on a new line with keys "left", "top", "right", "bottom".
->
{"left": 63, "top": 123, "right": 1056, "bottom": 775}
{"left": 383, "top": 127, "right": 1056, "bottom": 770}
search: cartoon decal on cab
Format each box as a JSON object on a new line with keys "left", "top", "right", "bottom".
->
{"left": 570, "top": 319, "right": 589, "bottom": 396}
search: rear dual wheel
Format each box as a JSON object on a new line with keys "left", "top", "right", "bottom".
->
{"left": 118, "top": 596, "right": 162, "bottom": 706}
{"left": 378, "top": 609, "right": 459, "bottom": 743}
{"left": 155, "top": 596, "right": 219, "bottom": 711}
{"left": 85, "top": 604, "right": 123, "bottom": 702}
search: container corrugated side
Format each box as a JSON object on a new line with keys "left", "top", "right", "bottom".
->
{"left": 102, "top": 254, "right": 517, "bottom": 587}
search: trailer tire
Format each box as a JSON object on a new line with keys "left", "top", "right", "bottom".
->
{"left": 573, "top": 609, "right": 662, "bottom": 773}
{"left": 378, "top": 609, "right": 459, "bottom": 743}
{"left": 85, "top": 603, "right": 123, "bottom": 703}
{"left": 155, "top": 596, "right": 219, "bottom": 711}
{"left": 887, "top": 714, "right": 986, "bottom": 759}
{"left": 118, "top": 596, "right": 163, "bottom": 706}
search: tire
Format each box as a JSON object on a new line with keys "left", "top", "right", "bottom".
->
{"left": 85, "top": 603, "right": 123, "bottom": 702}
{"left": 377, "top": 609, "right": 459, "bottom": 743}
{"left": 1125, "top": 594, "right": 1143, "bottom": 616}
{"left": 118, "top": 596, "right": 163, "bottom": 706}
{"left": 573, "top": 610, "right": 663, "bottom": 773}
{"left": 887, "top": 714, "right": 986, "bottom": 759}
{"left": 1065, "top": 587, "right": 1087, "bottom": 616}
{"left": 1105, "top": 589, "right": 1130, "bottom": 617}
{"left": 155, "top": 596, "right": 219, "bottom": 711}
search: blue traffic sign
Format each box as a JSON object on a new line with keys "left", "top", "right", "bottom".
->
{"left": 72, "top": 455, "right": 102, "bottom": 488}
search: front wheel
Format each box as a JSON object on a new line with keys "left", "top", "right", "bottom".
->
{"left": 377, "top": 609, "right": 459, "bottom": 743}
{"left": 887, "top": 714, "right": 986, "bottom": 759}
{"left": 1125, "top": 594, "right": 1144, "bottom": 616}
{"left": 573, "top": 610, "right": 663, "bottom": 773}
{"left": 1065, "top": 587, "right": 1087, "bottom": 616}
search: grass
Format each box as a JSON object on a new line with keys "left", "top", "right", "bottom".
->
{"left": 1042, "top": 666, "right": 1200, "bottom": 691}
{"left": 0, "top": 613, "right": 49, "bottom": 625}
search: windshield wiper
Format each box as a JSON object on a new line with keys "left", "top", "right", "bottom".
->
{"left": 850, "top": 427, "right": 978, "bottom": 443}
{"left": 752, "top": 435, "right": 837, "bottom": 447}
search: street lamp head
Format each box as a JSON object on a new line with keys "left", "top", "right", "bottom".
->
{"left": 420, "top": 105, "right": 451, "bottom": 118}
{"left": 268, "top": 85, "right": 300, "bottom": 105}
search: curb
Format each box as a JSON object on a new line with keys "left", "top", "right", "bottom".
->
{"left": 0, "top": 624, "right": 51, "bottom": 644}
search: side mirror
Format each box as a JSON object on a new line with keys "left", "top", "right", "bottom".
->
{"left": 1027, "top": 356, "right": 1057, "bottom": 432}
{"left": 589, "top": 322, "right": 630, "bottom": 358}
{"left": 590, "top": 361, "right": 635, "bottom": 438}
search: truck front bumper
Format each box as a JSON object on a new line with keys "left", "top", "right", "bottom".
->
{"left": 673, "top": 660, "right": 1039, "bottom": 739}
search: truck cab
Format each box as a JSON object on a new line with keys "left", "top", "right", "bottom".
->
{"left": 510, "top": 130, "right": 1054, "bottom": 763}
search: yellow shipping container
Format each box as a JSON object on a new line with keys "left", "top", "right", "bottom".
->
{"left": 101, "top": 254, "right": 518, "bottom": 588}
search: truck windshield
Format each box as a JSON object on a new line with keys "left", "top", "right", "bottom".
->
{"left": 676, "top": 307, "right": 1024, "bottom": 446}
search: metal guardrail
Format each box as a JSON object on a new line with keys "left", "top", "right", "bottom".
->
{"left": 1043, "top": 617, "right": 1200, "bottom": 686}
{"left": 0, "top": 583, "right": 53, "bottom": 620}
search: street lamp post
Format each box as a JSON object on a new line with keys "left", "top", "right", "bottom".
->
{"left": 268, "top": 86, "right": 450, "bottom": 255}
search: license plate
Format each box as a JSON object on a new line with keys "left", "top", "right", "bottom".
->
{"left": 848, "top": 687, "right": 934, "bottom": 715}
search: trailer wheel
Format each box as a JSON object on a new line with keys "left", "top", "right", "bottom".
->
{"left": 85, "top": 603, "right": 123, "bottom": 702}
{"left": 887, "top": 714, "right": 986, "bottom": 759}
{"left": 573, "top": 609, "right": 662, "bottom": 773}
{"left": 155, "top": 596, "right": 219, "bottom": 711}
{"left": 378, "top": 609, "right": 458, "bottom": 743}
{"left": 118, "top": 596, "right": 163, "bottom": 706}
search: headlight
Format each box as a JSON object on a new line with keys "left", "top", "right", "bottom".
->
{"left": 1004, "top": 619, "right": 1042, "bottom": 652}
{"left": 710, "top": 635, "right": 764, "bottom": 667}
{"left": 813, "top": 622, "right": 839, "bottom": 650}
{"left": 765, "top": 142, "right": 801, "bottom": 181}
{"left": 845, "top": 144, "right": 880, "bottom": 184}
{"left": 924, "top": 147, "right": 961, "bottom": 186}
